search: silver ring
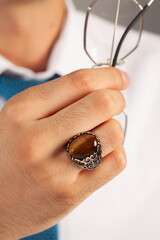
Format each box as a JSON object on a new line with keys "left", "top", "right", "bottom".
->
{"left": 67, "top": 132, "right": 102, "bottom": 170}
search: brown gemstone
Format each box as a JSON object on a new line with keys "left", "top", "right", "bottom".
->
{"left": 69, "top": 133, "right": 98, "bottom": 160}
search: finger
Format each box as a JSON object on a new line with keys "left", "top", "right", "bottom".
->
{"left": 17, "top": 117, "right": 124, "bottom": 181}
{"left": 20, "top": 89, "right": 125, "bottom": 167}
{"left": 92, "top": 118, "right": 124, "bottom": 157}
{"left": 77, "top": 146, "right": 127, "bottom": 196}
{"left": 38, "top": 88, "right": 125, "bottom": 150}
{"left": 3, "top": 68, "right": 129, "bottom": 121}
{"left": 50, "top": 119, "right": 124, "bottom": 177}
{"left": 19, "top": 89, "right": 124, "bottom": 167}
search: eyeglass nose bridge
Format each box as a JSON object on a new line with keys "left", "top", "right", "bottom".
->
{"left": 84, "top": 0, "right": 144, "bottom": 67}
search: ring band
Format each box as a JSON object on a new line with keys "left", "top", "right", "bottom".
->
{"left": 67, "top": 132, "right": 102, "bottom": 170}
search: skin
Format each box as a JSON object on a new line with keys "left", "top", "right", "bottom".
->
{"left": 0, "top": 0, "right": 67, "bottom": 72}
{"left": 0, "top": 0, "right": 130, "bottom": 239}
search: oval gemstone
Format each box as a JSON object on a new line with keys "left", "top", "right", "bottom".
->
{"left": 69, "top": 133, "right": 98, "bottom": 160}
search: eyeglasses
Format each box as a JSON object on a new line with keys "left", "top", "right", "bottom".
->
{"left": 84, "top": 0, "right": 155, "bottom": 142}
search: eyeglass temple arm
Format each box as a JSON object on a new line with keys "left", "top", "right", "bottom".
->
{"left": 112, "top": 0, "right": 155, "bottom": 67}
{"left": 84, "top": 0, "right": 98, "bottom": 65}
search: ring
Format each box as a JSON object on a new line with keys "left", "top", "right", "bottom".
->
{"left": 67, "top": 132, "right": 102, "bottom": 170}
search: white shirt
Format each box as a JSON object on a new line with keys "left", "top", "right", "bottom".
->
{"left": 0, "top": 1, "right": 160, "bottom": 240}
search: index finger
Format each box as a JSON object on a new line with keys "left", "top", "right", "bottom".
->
{"left": 3, "top": 67, "right": 129, "bottom": 121}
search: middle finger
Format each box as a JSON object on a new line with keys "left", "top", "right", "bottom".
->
{"left": 38, "top": 88, "right": 125, "bottom": 151}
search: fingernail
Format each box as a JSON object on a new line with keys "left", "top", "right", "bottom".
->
{"left": 121, "top": 71, "right": 130, "bottom": 88}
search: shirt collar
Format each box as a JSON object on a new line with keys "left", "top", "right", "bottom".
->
{"left": 0, "top": 0, "right": 91, "bottom": 80}
{"left": 47, "top": 0, "right": 91, "bottom": 76}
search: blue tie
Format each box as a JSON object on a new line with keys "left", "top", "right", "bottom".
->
{"left": 0, "top": 73, "right": 60, "bottom": 240}
{"left": 0, "top": 73, "right": 60, "bottom": 101}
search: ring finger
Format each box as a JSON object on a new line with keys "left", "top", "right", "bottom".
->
{"left": 39, "top": 88, "right": 125, "bottom": 153}
{"left": 25, "top": 88, "right": 125, "bottom": 168}
{"left": 51, "top": 118, "right": 124, "bottom": 176}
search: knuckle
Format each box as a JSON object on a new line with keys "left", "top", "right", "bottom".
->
{"left": 109, "top": 119, "right": 124, "bottom": 145}
{"left": 71, "top": 69, "right": 94, "bottom": 93}
{"left": 53, "top": 184, "right": 77, "bottom": 205}
{"left": 1, "top": 101, "right": 25, "bottom": 126}
{"left": 112, "top": 147, "right": 127, "bottom": 172}
{"left": 108, "top": 67, "right": 124, "bottom": 88}
{"left": 58, "top": 188, "right": 74, "bottom": 200}
{"left": 93, "top": 89, "right": 114, "bottom": 116}
{"left": 14, "top": 134, "right": 39, "bottom": 165}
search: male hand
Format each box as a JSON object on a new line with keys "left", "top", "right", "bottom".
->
{"left": 0, "top": 67, "right": 129, "bottom": 239}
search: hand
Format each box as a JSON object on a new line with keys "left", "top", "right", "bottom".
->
{"left": 0, "top": 67, "right": 129, "bottom": 239}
